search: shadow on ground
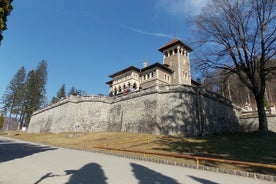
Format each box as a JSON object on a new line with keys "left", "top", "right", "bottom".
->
{"left": 152, "top": 131, "right": 276, "bottom": 174}
{"left": 34, "top": 163, "right": 107, "bottom": 184}
{"left": 65, "top": 163, "right": 107, "bottom": 184}
{"left": 130, "top": 163, "right": 180, "bottom": 184}
{"left": 0, "top": 139, "right": 56, "bottom": 163}
{"left": 188, "top": 175, "right": 219, "bottom": 184}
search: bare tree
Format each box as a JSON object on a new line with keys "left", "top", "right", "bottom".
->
{"left": 192, "top": 0, "right": 276, "bottom": 132}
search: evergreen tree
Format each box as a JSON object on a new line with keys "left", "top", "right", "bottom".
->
{"left": 57, "top": 84, "right": 66, "bottom": 99}
{"left": 0, "top": 0, "right": 13, "bottom": 43}
{"left": 68, "top": 86, "right": 86, "bottom": 96}
{"left": 51, "top": 84, "right": 66, "bottom": 104}
{"left": 1, "top": 66, "right": 26, "bottom": 117}
{"left": 23, "top": 60, "right": 48, "bottom": 125}
{"left": 68, "top": 86, "right": 77, "bottom": 96}
{"left": 50, "top": 96, "right": 58, "bottom": 104}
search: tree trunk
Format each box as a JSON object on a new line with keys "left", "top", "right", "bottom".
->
{"left": 255, "top": 94, "right": 269, "bottom": 132}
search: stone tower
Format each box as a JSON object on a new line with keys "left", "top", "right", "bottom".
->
{"left": 159, "top": 39, "right": 193, "bottom": 85}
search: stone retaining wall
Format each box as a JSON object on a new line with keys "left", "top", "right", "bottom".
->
{"left": 28, "top": 85, "right": 241, "bottom": 136}
{"left": 240, "top": 115, "right": 276, "bottom": 132}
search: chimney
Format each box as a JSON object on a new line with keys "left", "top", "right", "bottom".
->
{"left": 143, "top": 61, "right": 148, "bottom": 68}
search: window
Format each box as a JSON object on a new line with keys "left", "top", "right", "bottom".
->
{"left": 184, "top": 71, "right": 188, "bottom": 79}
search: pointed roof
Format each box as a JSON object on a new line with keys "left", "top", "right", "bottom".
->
{"left": 158, "top": 39, "right": 193, "bottom": 52}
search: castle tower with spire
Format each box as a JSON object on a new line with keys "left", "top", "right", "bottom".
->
{"left": 159, "top": 39, "right": 193, "bottom": 85}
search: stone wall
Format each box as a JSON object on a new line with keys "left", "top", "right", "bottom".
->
{"left": 239, "top": 115, "right": 276, "bottom": 132}
{"left": 28, "top": 85, "right": 241, "bottom": 136}
{"left": 28, "top": 96, "right": 111, "bottom": 133}
{"left": 1, "top": 117, "right": 20, "bottom": 132}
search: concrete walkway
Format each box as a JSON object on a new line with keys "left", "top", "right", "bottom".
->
{"left": 0, "top": 137, "right": 273, "bottom": 184}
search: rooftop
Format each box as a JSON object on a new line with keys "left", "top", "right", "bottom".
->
{"left": 158, "top": 39, "right": 193, "bottom": 52}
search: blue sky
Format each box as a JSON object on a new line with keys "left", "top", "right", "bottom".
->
{"left": 0, "top": 0, "right": 209, "bottom": 101}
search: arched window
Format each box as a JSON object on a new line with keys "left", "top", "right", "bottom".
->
{"left": 174, "top": 48, "right": 178, "bottom": 54}
{"left": 123, "top": 84, "right": 126, "bottom": 89}
{"left": 169, "top": 50, "right": 173, "bottom": 56}
{"left": 133, "top": 82, "right": 137, "bottom": 89}
{"left": 119, "top": 86, "right": 122, "bottom": 92}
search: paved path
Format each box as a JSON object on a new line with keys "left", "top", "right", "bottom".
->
{"left": 0, "top": 137, "right": 273, "bottom": 184}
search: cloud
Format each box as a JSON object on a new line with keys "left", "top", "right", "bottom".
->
{"left": 119, "top": 24, "right": 174, "bottom": 38}
{"left": 155, "top": 0, "right": 210, "bottom": 17}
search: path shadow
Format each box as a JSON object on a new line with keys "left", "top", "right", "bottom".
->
{"left": 188, "top": 175, "right": 219, "bottom": 184}
{"left": 0, "top": 138, "right": 56, "bottom": 163}
{"left": 130, "top": 163, "right": 180, "bottom": 184}
{"left": 65, "top": 163, "right": 107, "bottom": 184}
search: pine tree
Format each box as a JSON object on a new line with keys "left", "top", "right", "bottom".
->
{"left": 68, "top": 86, "right": 77, "bottom": 96}
{"left": 23, "top": 60, "right": 48, "bottom": 125}
{"left": 50, "top": 96, "right": 58, "bottom": 104}
{"left": 68, "top": 86, "right": 86, "bottom": 96}
{"left": 1, "top": 66, "right": 26, "bottom": 117}
{"left": 51, "top": 84, "right": 66, "bottom": 104}
{"left": 57, "top": 84, "right": 66, "bottom": 99}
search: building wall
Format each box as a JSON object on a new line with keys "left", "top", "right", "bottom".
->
{"left": 110, "top": 71, "right": 140, "bottom": 93}
{"left": 28, "top": 85, "right": 246, "bottom": 136}
{"left": 162, "top": 47, "right": 191, "bottom": 85}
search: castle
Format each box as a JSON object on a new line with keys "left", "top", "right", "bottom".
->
{"left": 27, "top": 39, "right": 276, "bottom": 136}
{"left": 106, "top": 39, "right": 198, "bottom": 96}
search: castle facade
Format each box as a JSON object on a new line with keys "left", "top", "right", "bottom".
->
{"left": 106, "top": 39, "right": 196, "bottom": 96}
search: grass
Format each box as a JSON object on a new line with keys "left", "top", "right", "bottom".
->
{"left": 2, "top": 131, "right": 276, "bottom": 175}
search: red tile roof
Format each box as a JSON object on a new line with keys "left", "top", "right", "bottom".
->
{"left": 159, "top": 39, "right": 193, "bottom": 52}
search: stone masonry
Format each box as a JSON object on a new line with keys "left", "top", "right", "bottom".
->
{"left": 28, "top": 85, "right": 243, "bottom": 136}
